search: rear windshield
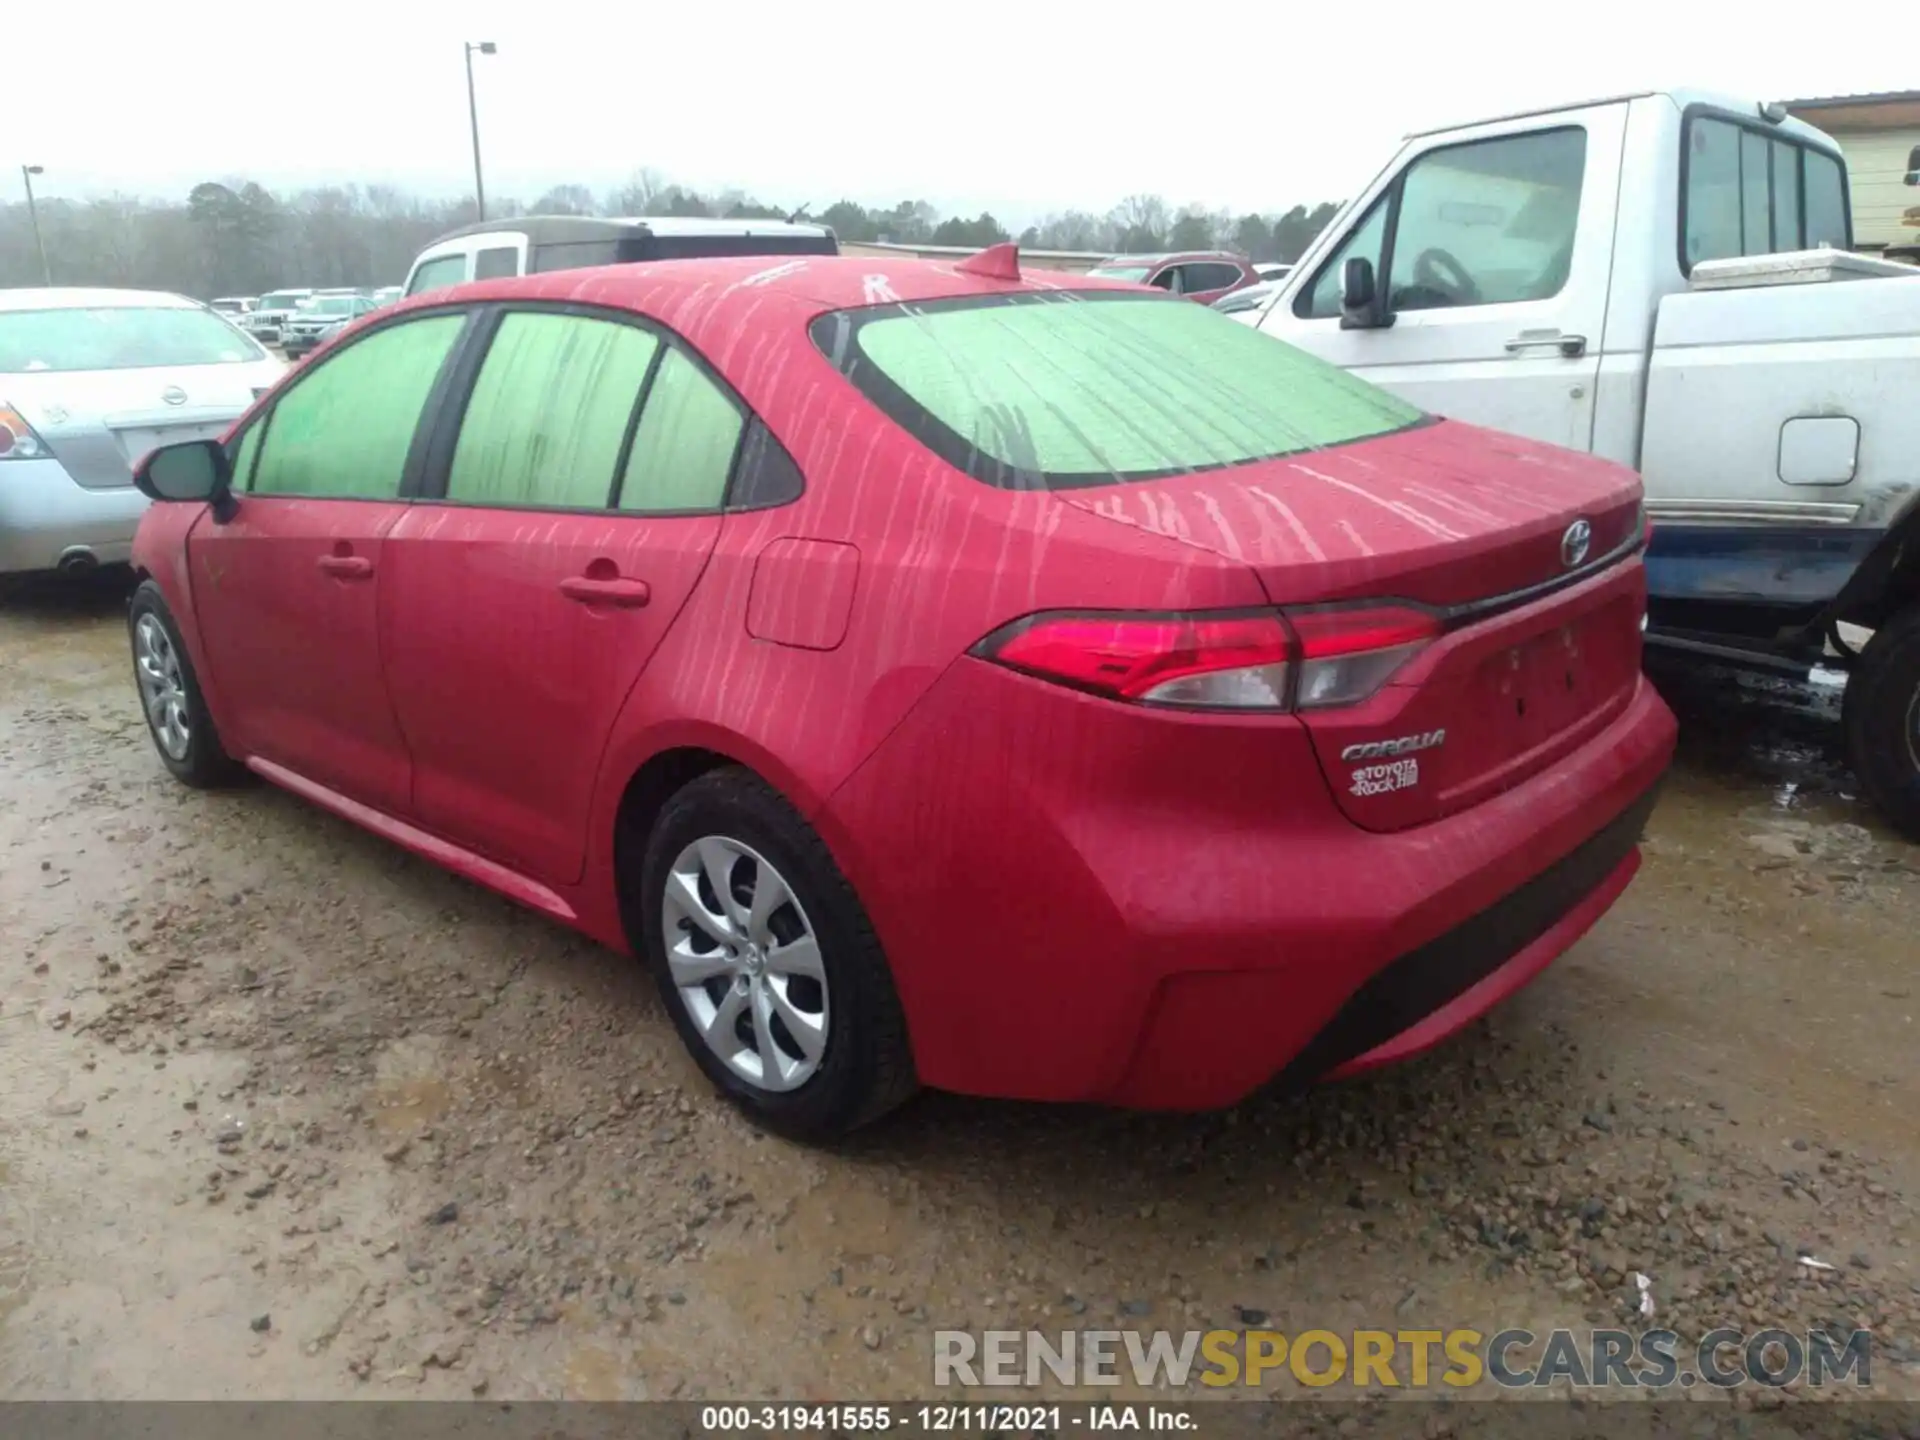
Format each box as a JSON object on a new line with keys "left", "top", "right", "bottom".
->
{"left": 811, "top": 291, "right": 1425, "bottom": 490}
{"left": 0, "top": 307, "right": 266, "bottom": 374}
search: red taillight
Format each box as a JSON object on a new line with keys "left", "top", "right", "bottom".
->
{"left": 977, "top": 611, "right": 1293, "bottom": 709}
{"left": 973, "top": 603, "right": 1439, "bottom": 712}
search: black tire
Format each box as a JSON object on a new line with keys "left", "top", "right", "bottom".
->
{"left": 127, "top": 579, "right": 247, "bottom": 788}
{"left": 637, "top": 766, "right": 917, "bottom": 1141}
{"left": 1842, "top": 605, "right": 1920, "bottom": 842}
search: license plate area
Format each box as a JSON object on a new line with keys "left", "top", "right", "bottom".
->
{"left": 1476, "top": 620, "right": 1607, "bottom": 751}
{"left": 114, "top": 423, "right": 229, "bottom": 466}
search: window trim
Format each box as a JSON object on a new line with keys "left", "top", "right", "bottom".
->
{"left": 1294, "top": 124, "right": 1587, "bottom": 321}
{"left": 412, "top": 299, "right": 793, "bottom": 518}
{"left": 235, "top": 304, "right": 480, "bottom": 502}
{"left": 1676, "top": 102, "right": 1852, "bottom": 277}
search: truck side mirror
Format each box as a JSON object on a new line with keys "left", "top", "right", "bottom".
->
{"left": 1906, "top": 144, "right": 1920, "bottom": 186}
{"left": 1339, "top": 257, "right": 1392, "bottom": 330}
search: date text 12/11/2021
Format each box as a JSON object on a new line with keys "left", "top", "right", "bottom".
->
{"left": 699, "top": 1404, "right": 1195, "bottom": 1431}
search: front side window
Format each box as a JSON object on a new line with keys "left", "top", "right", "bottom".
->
{"left": 474, "top": 246, "right": 519, "bottom": 280}
{"left": 249, "top": 314, "right": 465, "bottom": 498}
{"left": 447, "top": 312, "right": 660, "bottom": 510}
{"left": 1299, "top": 129, "right": 1585, "bottom": 317}
{"left": 816, "top": 291, "right": 1425, "bottom": 491}
{"left": 407, "top": 254, "right": 468, "bottom": 296}
{"left": 616, "top": 348, "right": 744, "bottom": 512}
{"left": 0, "top": 306, "right": 267, "bottom": 373}
{"left": 1683, "top": 115, "right": 1852, "bottom": 268}
{"left": 1385, "top": 127, "right": 1586, "bottom": 311}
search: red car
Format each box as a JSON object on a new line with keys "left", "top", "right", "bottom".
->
{"left": 126, "top": 245, "right": 1675, "bottom": 1140}
{"left": 1084, "top": 251, "right": 1260, "bottom": 304}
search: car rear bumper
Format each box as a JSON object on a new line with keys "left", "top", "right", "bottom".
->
{"left": 0, "top": 460, "right": 148, "bottom": 575}
{"left": 819, "top": 660, "right": 1676, "bottom": 1109}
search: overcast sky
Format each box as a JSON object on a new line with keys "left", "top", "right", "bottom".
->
{"left": 6, "top": 2, "right": 1906, "bottom": 225}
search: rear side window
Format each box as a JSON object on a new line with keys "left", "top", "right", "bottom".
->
{"left": 815, "top": 292, "right": 1424, "bottom": 491}
{"left": 616, "top": 349, "right": 745, "bottom": 512}
{"left": 531, "top": 240, "right": 623, "bottom": 273}
{"left": 407, "top": 254, "right": 467, "bottom": 296}
{"left": 648, "top": 233, "right": 837, "bottom": 260}
{"left": 1180, "top": 262, "right": 1243, "bottom": 291}
{"left": 250, "top": 315, "right": 465, "bottom": 498}
{"left": 447, "top": 312, "right": 661, "bottom": 510}
{"left": 473, "top": 246, "right": 519, "bottom": 281}
{"left": 1683, "top": 115, "right": 1851, "bottom": 268}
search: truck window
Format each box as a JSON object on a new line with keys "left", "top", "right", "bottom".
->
{"left": 407, "top": 254, "right": 467, "bottom": 297}
{"left": 1682, "top": 114, "right": 1851, "bottom": 269}
{"left": 1296, "top": 128, "right": 1585, "bottom": 318}
{"left": 1385, "top": 128, "right": 1586, "bottom": 312}
{"left": 473, "top": 246, "right": 519, "bottom": 280}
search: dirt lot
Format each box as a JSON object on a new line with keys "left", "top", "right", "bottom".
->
{"left": 3, "top": 577, "right": 1919, "bottom": 1406}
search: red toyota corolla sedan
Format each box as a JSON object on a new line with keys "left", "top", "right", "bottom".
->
{"left": 126, "top": 247, "right": 1675, "bottom": 1140}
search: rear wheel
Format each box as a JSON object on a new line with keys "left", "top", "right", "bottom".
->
{"left": 1842, "top": 605, "right": 1920, "bottom": 842}
{"left": 636, "top": 767, "right": 916, "bottom": 1141}
{"left": 128, "top": 580, "right": 246, "bottom": 788}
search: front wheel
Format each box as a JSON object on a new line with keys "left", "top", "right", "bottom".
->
{"left": 128, "top": 580, "right": 246, "bottom": 788}
{"left": 636, "top": 767, "right": 917, "bottom": 1141}
{"left": 1842, "top": 605, "right": 1920, "bottom": 842}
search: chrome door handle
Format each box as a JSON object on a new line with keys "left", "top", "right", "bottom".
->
{"left": 1505, "top": 332, "right": 1587, "bottom": 358}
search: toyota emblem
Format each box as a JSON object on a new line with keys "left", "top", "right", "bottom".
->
{"left": 161, "top": 385, "right": 188, "bottom": 406}
{"left": 1560, "top": 519, "right": 1592, "bottom": 569}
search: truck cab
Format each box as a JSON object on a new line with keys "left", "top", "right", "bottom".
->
{"left": 1247, "top": 90, "right": 1920, "bottom": 837}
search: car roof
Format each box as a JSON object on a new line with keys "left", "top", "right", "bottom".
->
{"left": 423, "top": 214, "right": 836, "bottom": 248}
{"left": 386, "top": 254, "right": 1143, "bottom": 365}
{"left": 1093, "top": 251, "right": 1245, "bottom": 267}
{"left": 0, "top": 287, "right": 203, "bottom": 313}
{"left": 1406, "top": 88, "right": 1841, "bottom": 152}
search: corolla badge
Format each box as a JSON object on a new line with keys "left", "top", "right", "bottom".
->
{"left": 1560, "top": 519, "right": 1592, "bottom": 569}
{"left": 161, "top": 385, "right": 188, "bottom": 406}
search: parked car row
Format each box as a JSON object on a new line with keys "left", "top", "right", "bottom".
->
{"left": 231, "top": 286, "right": 406, "bottom": 349}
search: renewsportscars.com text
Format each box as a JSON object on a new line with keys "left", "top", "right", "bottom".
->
{"left": 932, "top": 1327, "right": 1873, "bottom": 1390}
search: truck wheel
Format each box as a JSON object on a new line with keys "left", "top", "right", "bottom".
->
{"left": 1842, "top": 606, "right": 1920, "bottom": 842}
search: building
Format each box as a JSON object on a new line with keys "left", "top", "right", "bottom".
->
{"left": 1781, "top": 91, "right": 1920, "bottom": 254}
{"left": 839, "top": 240, "right": 1109, "bottom": 274}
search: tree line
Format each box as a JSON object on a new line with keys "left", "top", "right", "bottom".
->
{"left": 0, "top": 170, "right": 1343, "bottom": 300}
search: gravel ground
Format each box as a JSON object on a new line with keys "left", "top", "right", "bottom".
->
{"left": 2, "top": 576, "right": 1918, "bottom": 1412}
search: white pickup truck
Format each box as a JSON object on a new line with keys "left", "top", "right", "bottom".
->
{"left": 1242, "top": 88, "right": 1920, "bottom": 839}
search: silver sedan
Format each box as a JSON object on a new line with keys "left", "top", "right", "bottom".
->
{"left": 0, "top": 288, "right": 285, "bottom": 579}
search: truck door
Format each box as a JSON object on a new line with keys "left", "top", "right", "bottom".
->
{"left": 1256, "top": 102, "right": 1628, "bottom": 455}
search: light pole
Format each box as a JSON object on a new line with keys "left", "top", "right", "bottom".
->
{"left": 463, "top": 42, "right": 496, "bottom": 222}
{"left": 21, "top": 165, "right": 50, "bottom": 286}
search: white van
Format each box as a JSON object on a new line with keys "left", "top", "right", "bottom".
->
{"left": 401, "top": 215, "right": 840, "bottom": 298}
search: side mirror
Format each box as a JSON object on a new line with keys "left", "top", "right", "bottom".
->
{"left": 134, "top": 439, "right": 231, "bottom": 509}
{"left": 1340, "top": 256, "right": 1399, "bottom": 332}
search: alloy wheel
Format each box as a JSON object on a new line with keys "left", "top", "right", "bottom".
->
{"left": 660, "top": 836, "right": 829, "bottom": 1093}
{"left": 134, "top": 613, "right": 191, "bottom": 761}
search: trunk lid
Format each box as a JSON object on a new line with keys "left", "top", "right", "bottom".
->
{"left": 1062, "top": 419, "right": 1647, "bottom": 831}
{"left": 6, "top": 363, "right": 277, "bottom": 489}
